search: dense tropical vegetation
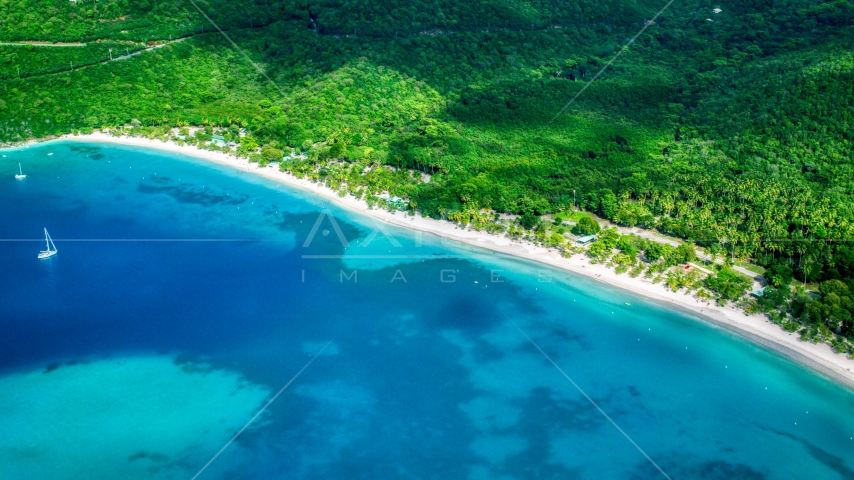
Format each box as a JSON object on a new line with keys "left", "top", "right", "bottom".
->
{"left": 2, "top": 0, "right": 853, "bottom": 351}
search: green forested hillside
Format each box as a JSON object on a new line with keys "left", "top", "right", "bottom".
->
{"left": 2, "top": 0, "right": 854, "bottom": 337}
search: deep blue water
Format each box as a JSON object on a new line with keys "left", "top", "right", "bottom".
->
{"left": 2, "top": 141, "right": 854, "bottom": 480}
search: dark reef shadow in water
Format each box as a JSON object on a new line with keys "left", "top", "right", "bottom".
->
{"left": 631, "top": 459, "right": 767, "bottom": 480}
{"left": 489, "top": 387, "right": 613, "bottom": 479}
{"left": 759, "top": 425, "right": 854, "bottom": 478}
{"left": 137, "top": 175, "right": 249, "bottom": 206}
{"left": 68, "top": 145, "right": 101, "bottom": 154}
{"left": 536, "top": 319, "right": 592, "bottom": 352}
{"left": 198, "top": 256, "right": 564, "bottom": 479}
{"left": 67, "top": 144, "right": 107, "bottom": 160}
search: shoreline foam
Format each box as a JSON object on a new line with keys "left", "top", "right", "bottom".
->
{"left": 13, "top": 132, "right": 854, "bottom": 388}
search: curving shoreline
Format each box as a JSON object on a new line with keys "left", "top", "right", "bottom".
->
{"left": 13, "top": 132, "right": 854, "bottom": 389}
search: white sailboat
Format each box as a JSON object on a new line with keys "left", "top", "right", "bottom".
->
{"left": 15, "top": 163, "right": 26, "bottom": 179}
{"left": 38, "top": 228, "right": 57, "bottom": 259}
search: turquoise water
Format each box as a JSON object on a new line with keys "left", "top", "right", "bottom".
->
{"left": 2, "top": 141, "right": 854, "bottom": 479}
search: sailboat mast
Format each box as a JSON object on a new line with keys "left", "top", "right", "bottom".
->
{"left": 38, "top": 228, "right": 58, "bottom": 259}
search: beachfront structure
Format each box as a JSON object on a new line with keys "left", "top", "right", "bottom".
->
{"left": 379, "top": 193, "right": 407, "bottom": 209}
{"left": 577, "top": 235, "right": 597, "bottom": 245}
{"left": 211, "top": 134, "right": 226, "bottom": 147}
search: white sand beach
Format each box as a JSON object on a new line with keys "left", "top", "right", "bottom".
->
{"left": 53, "top": 132, "right": 854, "bottom": 387}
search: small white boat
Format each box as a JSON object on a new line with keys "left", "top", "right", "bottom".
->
{"left": 38, "top": 228, "right": 58, "bottom": 259}
{"left": 15, "top": 163, "right": 26, "bottom": 180}
{"left": 47, "top": 153, "right": 53, "bottom": 156}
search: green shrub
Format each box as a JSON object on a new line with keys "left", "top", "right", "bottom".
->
{"left": 706, "top": 268, "right": 753, "bottom": 301}
{"left": 571, "top": 216, "right": 600, "bottom": 236}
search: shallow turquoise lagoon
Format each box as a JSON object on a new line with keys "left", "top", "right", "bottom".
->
{"left": 2, "top": 141, "right": 854, "bottom": 479}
